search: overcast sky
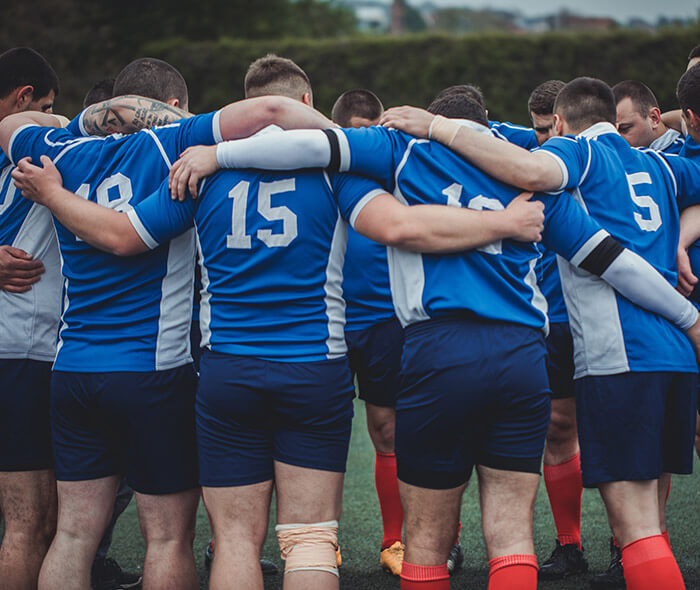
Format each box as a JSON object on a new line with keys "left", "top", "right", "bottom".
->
{"left": 404, "top": 0, "right": 699, "bottom": 22}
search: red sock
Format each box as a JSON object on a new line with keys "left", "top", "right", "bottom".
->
{"left": 375, "top": 451, "right": 404, "bottom": 549}
{"left": 488, "top": 554, "right": 538, "bottom": 590}
{"left": 622, "top": 535, "right": 685, "bottom": 590}
{"left": 454, "top": 520, "right": 462, "bottom": 545}
{"left": 401, "top": 561, "right": 449, "bottom": 589}
{"left": 543, "top": 453, "right": 582, "bottom": 548}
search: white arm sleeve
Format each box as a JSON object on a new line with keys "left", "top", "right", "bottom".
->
{"left": 601, "top": 248, "right": 698, "bottom": 330}
{"left": 217, "top": 129, "right": 332, "bottom": 170}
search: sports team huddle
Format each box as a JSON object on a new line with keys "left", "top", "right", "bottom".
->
{"left": 2, "top": 42, "right": 700, "bottom": 590}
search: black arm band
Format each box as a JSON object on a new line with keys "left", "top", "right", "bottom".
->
{"left": 579, "top": 235, "right": 625, "bottom": 276}
{"left": 322, "top": 129, "right": 341, "bottom": 172}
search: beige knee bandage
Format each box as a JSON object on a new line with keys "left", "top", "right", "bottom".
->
{"left": 276, "top": 520, "right": 339, "bottom": 577}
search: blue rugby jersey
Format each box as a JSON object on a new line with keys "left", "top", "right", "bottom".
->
{"left": 650, "top": 128, "right": 685, "bottom": 154}
{"left": 0, "top": 151, "right": 61, "bottom": 361}
{"left": 7, "top": 112, "right": 222, "bottom": 371}
{"left": 323, "top": 126, "right": 610, "bottom": 338}
{"left": 679, "top": 135, "right": 700, "bottom": 309}
{"left": 489, "top": 120, "right": 539, "bottom": 150}
{"left": 535, "top": 245, "right": 569, "bottom": 324}
{"left": 539, "top": 122, "right": 700, "bottom": 377}
{"left": 128, "top": 169, "right": 386, "bottom": 362}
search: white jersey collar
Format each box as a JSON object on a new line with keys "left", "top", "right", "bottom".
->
{"left": 578, "top": 122, "right": 618, "bottom": 140}
{"left": 650, "top": 128, "right": 681, "bottom": 152}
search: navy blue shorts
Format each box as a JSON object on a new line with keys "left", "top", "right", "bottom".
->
{"left": 546, "top": 322, "right": 575, "bottom": 400}
{"left": 395, "top": 316, "right": 550, "bottom": 489}
{"left": 196, "top": 350, "right": 355, "bottom": 487}
{"left": 0, "top": 359, "right": 53, "bottom": 471}
{"left": 575, "top": 371, "right": 697, "bottom": 487}
{"left": 51, "top": 365, "right": 198, "bottom": 494}
{"left": 345, "top": 317, "right": 404, "bottom": 408}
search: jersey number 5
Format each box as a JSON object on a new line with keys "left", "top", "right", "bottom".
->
{"left": 227, "top": 179, "right": 298, "bottom": 249}
{"left": 627, "top": 172, "right": 661, "bottom": 232}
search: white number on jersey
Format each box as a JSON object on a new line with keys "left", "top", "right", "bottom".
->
{"left": 468, "top": 195, "right": 505, "bottom": 254}
{"left": 627, "top": 172, "right": 661, "bottom": 232}
{"left": 73, "top": 176, "right": 134, "bottom": 242}
{"left": 226, "top": 179, "right": 298, "bottom": 249}
{"left": 442, "top": 183, "right": 463, "bottom": 208}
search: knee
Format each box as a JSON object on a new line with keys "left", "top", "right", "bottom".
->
{"left": 368, "top": 417, "right": 396, "bottom": 452}
{"left": 546, "top": 407, "right": 577, "bottom": 447}
{"left": 276, "top": 521, "right": 339, "bottom": 578}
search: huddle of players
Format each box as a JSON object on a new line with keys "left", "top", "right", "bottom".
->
{"left": 2, "top": 43, "right": 700, "bottom": 590}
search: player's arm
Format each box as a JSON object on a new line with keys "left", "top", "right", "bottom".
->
{"left": 11, "top": 156, "right": 147, "bottom": 256}
{"left": 78, "top": 95, "right": 193, "bottom": 135}
{"left": 661, "top": 109, "right": 683, "bottom": 134}
{"left": 353, "top": 191, "right": 544, "bottom": 252}
{"left": 676, "top": 205, "right": 700, "bottom": 295}
{"left": 0, "top": 112, "right": 69, "bottom": 155}
{"left": 0, "top": 246, "right": 44, "bottom": 293}
{"left": 380, "top": 106, "right": 564, "bottom": 192}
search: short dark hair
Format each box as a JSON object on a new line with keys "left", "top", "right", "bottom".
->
{"left": 432, "top": 84, "right": 485, "bottom": 108}
{"left": 612, "top": 80, "right": 659, "bottom": 116}
{"left": 527, "top": 80, "right": 565, "bottom": 115}
{"left": 83, "top": 78, "right": 115, "bottom": 108}
{"left": 554, "top": 77, "right": 616, "bottom": 131}
{"left": 331, "top": 89, "right": 384, "bottom": 127}
{"left": 677, "top": 64, "right": 700, "bottom": 115}
{"left": 688, "top": 44, "right": 700, "bottom": 61}
{"left": 244, "top": 54, "right": 311, "bottom": 101}
{"left": 0, "top": 47, "right": 59, "bottom": 100}
{"left": 427, "top": 93, "right": 488, "bottom": 127}
{"left": 113, "top": 58, "right": 188, "bottom": 108}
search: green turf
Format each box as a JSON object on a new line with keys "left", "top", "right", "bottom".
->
{"left": 105, "top": 398, "right": 700, "bottom": 589}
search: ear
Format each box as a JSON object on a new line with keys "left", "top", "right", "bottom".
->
{"left": 687, "top": 109, "right": 700, "bottom": 132}
{"left": 302, "top": 92, "right": 312, "bottom": 107}
{"left": 648, "top": 106, "right": 662, "bottom": 128}
{"left": 166, "top": 98, "right": 180, "bottom": 108}
{"left": 553, "top": 113, "right": 565, "bottom": 136}
{"left": 15, "top": 85, "right": 34, "bottom": 110}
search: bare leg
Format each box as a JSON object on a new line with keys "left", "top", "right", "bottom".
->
{"left": 543, "top": 397, "right": 579, "bottom": 465}
{"left": 657, "top": 473, "right": 671, "bottom": 535}
{"left": 695, "top": 413, "right": 700, "bottom": 459}
{"left": 203, "top": 481, "right": 273, "bottom": 590}
{"left": 275, "top": 462, "right": 344, "bottom": 590}
{"left": 38, "top": 476, "right": 119, "bottom": 590}
{"left": 0, "top": 470, "right": 57, "bottom": 590}
{"left": 598, "top": 480, "right": 660, "bottom": 547}
{"left": 477, "top": 466, "right": 539, "bottom": 559}
{"left": 135, "top": 487, "right": 199, "bottom": 590}
{"left": 365, "top": 403, "right": 396, "bottom": 454}
{"left": 399, "top": 479, "right": 465, "bottom": 565}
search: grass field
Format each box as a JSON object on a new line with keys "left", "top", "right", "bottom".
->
{"left": 104, "top": 399, "right": 700, "bottom": 589}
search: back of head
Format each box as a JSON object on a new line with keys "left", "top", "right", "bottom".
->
{"left": 432, "top": 84, "right": 485, "bottom": 108}
{"left": 554, "top": 77, "right": 616, "bottom": 132}
{"left": 244, "top": 54, "right": 311, "bottom": 102}
{"left": 427, "top": 93, "right": 488, "bottom": 127}
{"left": 612, "top": 80, "right": 658, "bottom": 115}
{"left": 331, "top": 89, "right": 384, "bottom": 127}
{"left": 528, "top": 80, "right": 565, "bottom": 115}
{"left": 689, "top": 44, "right": 700, "bottom": 61}
{"left": 113, "top": 58, "right": 188, "bottom": 110}
{"left": 83, "top": 78, "right": 115, "bottom": 108}
{"left": 0, "top": 47, "right": 59, "bottom": 100}
{"left": 678, "top": 63, "right": 700, "bottom": 115}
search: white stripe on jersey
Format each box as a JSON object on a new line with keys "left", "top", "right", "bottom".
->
{"left": 557, "top": 256, "right": 629, "bottom": 378}
{"left": 126, "top": 209, "right": 159, "bottom": 249}
{"left": 155, "top": 229, "right": 195, "bottom": 370}
{"left": 569, "top": 229, "right": 608, "bottom": 267}
{"left": 323, "top": 214, "right": 348, "bottom": 359}
{"left": 524, "top": 256, "right": 549, "bottom": 336}
{"left": 349, "top": 189, "right": 385, "bottom": 228}
{"left": 146, "top": 129, "right": 174, "bottom": 168}
{"left": 196, "top": 232, "right": 213, "bottom": 350}
{"left": 387, "top": 139, "right": 430, "bottom": 327}
{"left": 333, "top": 129, "right": 352, "bottom": 172}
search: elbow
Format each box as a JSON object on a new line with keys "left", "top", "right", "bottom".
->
{"left": 382, "top": 218, "right": 424, "bottom": 250}
{"left": 103, "top": 233, "right": 144, "bottom": 257}
{"left": 514, "top": 160, "right": 553, "bottom": 193}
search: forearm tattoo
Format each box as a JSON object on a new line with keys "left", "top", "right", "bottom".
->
{"left": 81, "top": 96, "right": 191, "bottom": 135}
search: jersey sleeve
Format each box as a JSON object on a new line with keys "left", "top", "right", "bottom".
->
{"left": 330, "top": 172, "right": 387, "bottom": 228}
{"left": 488, "top": 121, "right": 538, "bottom": 150}
{"left": 8, "top": 125, "right": 79, "bottom": 165}
{"left": 536, "top": 136, "right": 592, "bottom": 192}
{"left": 126, "top": 178, "right": 195, "bottom": 248}
{"left": 324, "top": 127, "right": 397, "bottom": 190}
{"left": 540, "top": 190, "right": 612, "bottom": 265}
{"left": 656, "top": 152, "right": 700, "bottom": 209}
{"left": 65, "top": 112, "right": 86, "bottom": 136}
{"left": 150, "top": 111, "right": 223, "bottom": 167}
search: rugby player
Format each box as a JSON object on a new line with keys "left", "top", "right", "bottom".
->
{"left": 0, "top": 46, "right": 60, "bottom": 590}
{"left": 9, "top": 89, "right": 546, "bottom": 590}
{"left": 613, "top": 80, "right": 684, "bottom": 153}
{"left": 0, "top": 59, "right": 341, "bottom": 590}
{"left": 161, "top": 84, "right": 700, "bottom": 590}
{"left": 380, "top": 77, "right": 700, "bottom": 590}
